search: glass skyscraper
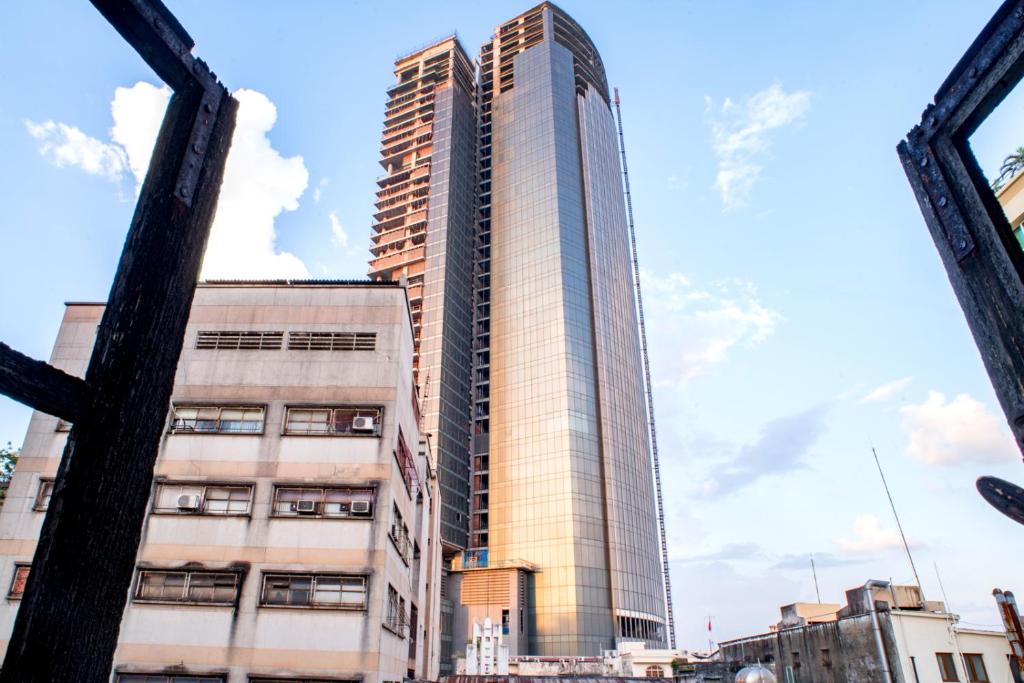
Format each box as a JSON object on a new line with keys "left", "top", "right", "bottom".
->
{"left": 372, "top": 1, "right": 669, "bottom": 658}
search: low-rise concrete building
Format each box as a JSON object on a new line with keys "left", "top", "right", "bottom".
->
{"left": 0, "top": 280, "right": 443, "bottom": 683}
{"left": 721, "top": 581, "right": 1022, "bottom": 683}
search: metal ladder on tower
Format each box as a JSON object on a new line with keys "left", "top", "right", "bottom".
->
{"left": 612, "top": 86, "right": 676, "bottom": 649}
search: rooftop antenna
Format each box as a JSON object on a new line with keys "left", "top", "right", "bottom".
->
{"left": 613, "top": 85, "right": 676, "bottom": 649}
{"left": 811, "top": 554, "right": 822, "bottom": 604}
{"left": 871, "top": 446, "right": 925, "bottom": 605}
{"left": 935, "top": 562, "right": 969, "bottom": 677}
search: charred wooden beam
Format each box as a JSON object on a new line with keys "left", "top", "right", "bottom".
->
{"left": 0, "top": 1, "right": 238, "bottom": 680}
{"left": 899, "top": 0, "right": 1024, "bottom": 459}
{"left": 0, "top": 342, "right": 91, "bottom": 423}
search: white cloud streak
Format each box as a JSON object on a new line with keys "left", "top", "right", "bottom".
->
{"left": 835, "top": 514, "right": 917, "bottom": 554}
{"left": 901, "top": 391, "right": 1019, "bottom": 465}
{"left": 861, "top": 376, "right": 913, "bottom": 404}
{"left": 329, "top": 211, "right": 349, "bottom": 249}
{"left": 26, "top": 81, "right": 309, "bottom": 279}
{"left": 707, "top": 83, "right": 811, "bottom": 210}
{"left": 643, "top": 272, "right": 781, "bottom": 384}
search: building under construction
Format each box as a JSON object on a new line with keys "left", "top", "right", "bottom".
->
{"left": 369, "top": 1, "right": 673, "bottom": 665}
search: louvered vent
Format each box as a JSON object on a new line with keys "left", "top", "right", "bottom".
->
{"left": 287, "top": 332, "right": 377, "bottom": 351}
{"left": 195, "top": 331, "right": 283, "bottom": 350}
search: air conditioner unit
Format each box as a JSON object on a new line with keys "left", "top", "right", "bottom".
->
{"left": 352, "top": 416, "right": 376, "bottom": 432}
{"left": 177, "top": 494, "right": 201, "bottom": 511}
{"left": 351, "top": 500, "right": 371, "bottom": 515}
{"left": 295, "top": 499, "right": 317, "bottom": 514}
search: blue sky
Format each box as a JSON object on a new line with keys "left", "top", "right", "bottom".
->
{"left": 1, "top": 0, "right": 1022, "bottom": 648}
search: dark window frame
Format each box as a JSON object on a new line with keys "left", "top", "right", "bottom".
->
{"left": 938, "top": 652, "right": 961, "bottom": 682}
{"left": 116, "top": 672, "right": 228, "bottom": 683}
{"left": 287, "top": 331, "right": 377, "bottom": 351}
{"left": 133, "top": 568, "right": 243, "bottom": 607}
{"left": 964, "top": 653, "right": 989, "bottom": 682}
{"left": 259, "top": 571, "right": 368, "bottom": 610}
{"left": 170, "top": 404, "right": 266, "bottom": 435}
{"left": 195, "top": 330, "right": 283, "bottom": 350}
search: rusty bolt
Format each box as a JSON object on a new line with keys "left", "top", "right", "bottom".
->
{"left": 178, "top": 186, "right": 188, "bottom": 198}
{"left": 957, "top": 238, "right": 968, "bottom": 249}
{"left": 968, "top": 66, "right": 978, "bottom": 78}
{"left": 928, "top": 116, "right": 937, "bottom": 128}
{"left": 204, "top": 103, "right": 214, "bottom": 113}
{"left": 938, "top": 196, "right": 948, "bottom": 207}
{"left": 153, "top": 17, "right": 162, "bottom": 29}
{"left": 193, "top": 63, "right": 202, "bottom": 75}
{"left": 193, "top": 144, "right": 202, "bottom": 154}
{"left": 920, "top": 156, "right": 928, "bottom": 168}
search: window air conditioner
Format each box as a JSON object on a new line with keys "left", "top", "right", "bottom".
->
{"left": 177, "top": 494, "right": 201, "bottom": 511}
{"left": 351, "top": 500, "right": 371, "bottom": 515}
{"left": 295, "top": 499, "right": 318, "bottom": 514}
{"left": 352, "top": 416, "right": 376, "bottom": 432}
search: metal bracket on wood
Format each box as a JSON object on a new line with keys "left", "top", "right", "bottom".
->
{"left": 899, "top": 0, "right": 1024, "bottom": 523}
{"left": 0, "top": 1, "right": 238, "bottom": 680}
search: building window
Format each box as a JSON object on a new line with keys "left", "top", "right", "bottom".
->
{"left": 260, "top": 573, "right": 367, "bottom": 609}
{"left": 645, "top": 666, "right": 665, "bottom": 678}
{"left": 821, "top": 648, "right": 832, "bottom": 668}
{"left": 153, "top": 482, "right": 253, "bottom": 515}
{"left": 250, "top": 679, "right": 359, "bottom": 683}
{"left": 171, "top": 405, "right": 265, "bottom": 434}
{"left": 390, "top": 502, "right": 411, "bottom": 562}
{"left": 117, "top": 675, "right": 225, "bottom": 683}
{"left": 34, "top": 479, "right": 55, "bottom": 511}
{"left": 937, "top": 653, "right": 960, "bottom": 681}
{"left": 8, "top": 564, "right": 30, "bottom": 599}
{"left": 385, "top": 584, "right": 407, "bottom": 636}
{"left": 135, "top": 569, "right": 241, "bottom": 605}
{"left": 501, "top": 608, "right": 510, "bottom": 635}
{"left": 963, "top": 654, "right": 989, "bottom": 682}
{"left": 287, "top": 331, "right": 376, "bottom": 351}
{"left": 195, "top": 330, "right": 282, "bottom": 350}
{"left": 271, "top": 486, "right": 374, "bottom": 518}
{"left": 283, "top": 406, "right": 382, "bottom": 436}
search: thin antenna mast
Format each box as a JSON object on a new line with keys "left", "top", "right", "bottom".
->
{"left": 613, "top": 86, "right": 676, "bottom": 648}
{"left": 811, "top": 554, "right": 822, "bottom": 604}
{"left": 872, "top": 447, "right": 924, "bottom": 603}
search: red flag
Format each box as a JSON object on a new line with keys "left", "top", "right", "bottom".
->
{"left": 707, "top": 618, "right": 712, "bottom": 632}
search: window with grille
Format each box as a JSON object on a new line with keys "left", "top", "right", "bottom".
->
{"left": 152, "top": 482, "right": 253, "bottom": 515}
{"left": 644, "top": 666, "right": 665, "bottom": 678}
{"left": 8, "top": 564, "right": 30, "bottom": 599}
{"left": 135, "top": 569, "right": 241, "bottom": 605}
{"left": 390, "top": 502, "right": 411, "bottom": 562}
{"left": 287, "top": 331, "right": 376, "bottom": 351}
{"left": 260, "top": 573, "right": 367, "bottom": 609}
{"left": 117, "top": 675, "right": 225, "bottom": 683}
{"left": 195, "top": 330, "right": 282, "bottom": 350}
{"left": 283, "top": 406, "right": 382, "bottom": 436}
{"left": 34, "top": 479, "right": 54, "bottom": 511}
{"left": 385, "top": 584, "right": 407, "bottom": 636}
{"left": 271, "top": 486, "right": 374, "bottom": 518}
{"left": 171, "top": 405, "right": 265, "bottom": 434}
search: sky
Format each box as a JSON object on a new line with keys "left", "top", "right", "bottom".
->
{"left": 1, "top": 0, "right": 1022, "bottom": 650}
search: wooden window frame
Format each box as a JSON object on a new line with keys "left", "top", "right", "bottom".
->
{"left": 170, "top": 404, "right": 266, "bottom": 435}
{"left": 151, "top": 480, "right": 254, "bottom": 517}
{"left": 269, "top": 485, "right": 375, "bottom": 519}
{"left": 963, "top": 653, "right": 989, "bottom": 682}
{"left": 937, "top": 652, "right": 961, "bottom": 682}
{"left": 259, "top": 572, "right": 368, "bottom": 610}
{"left": 133, "top": 568, "right": 242, "bottom": 606}
{"left": 899, "top": 2, "right": 1024, "bottom": 502}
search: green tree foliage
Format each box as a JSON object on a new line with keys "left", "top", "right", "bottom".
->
{"left": 0, "top": 442, "right": 20, "bottom": 506}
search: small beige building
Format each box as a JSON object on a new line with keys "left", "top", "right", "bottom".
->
{"left": 0, "top": 280, "right": 443, "bottom": 683}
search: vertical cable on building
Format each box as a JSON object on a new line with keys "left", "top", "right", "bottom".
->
{"left": 612, "top": 86, "right": 676, "bottom": 648}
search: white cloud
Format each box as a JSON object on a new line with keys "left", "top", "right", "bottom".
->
{"left": 643, "top": 272, "right": 781, "bottom": 384}
{"left": 329, "top": 211, "right": 348, "bottom": 249}
{"left": 25, "top": 120, "right": 127, "bottom": 181}
{"left": 27, "top": 82, "right": 310, "bottom": 279}
{"left": 707, "top": 83, "right": 811, "bottom": 210}
{"left": 901, "top": 391, "right": 1019, "bottom": 465}
{"left": 313, "top": 177, "right": 329, "bottom": 204}
{"left": 861, "top": 376, "right": 913, "bottom": 404}
{"left": 836, "top": 514, "right": 915, "bottom": 554}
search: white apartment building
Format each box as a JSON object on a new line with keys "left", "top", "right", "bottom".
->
{"left": 0, "top": 280, "right": 442, "bottom": 683}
